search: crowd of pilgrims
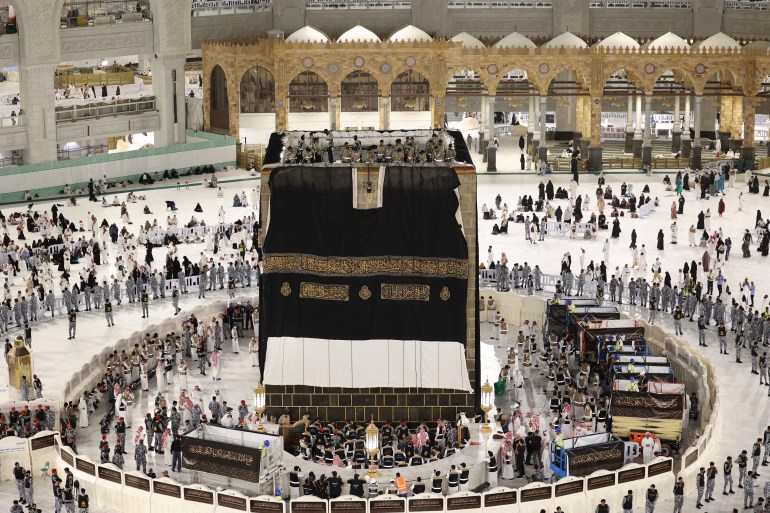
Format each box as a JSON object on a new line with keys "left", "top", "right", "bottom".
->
{"left": 282, "top": 131, "right": 457, "bottom": 164}
{"left": 0, "top": 194, "right": 260, "bottom": 328}
{"left": 58, "top": 302, "right": 258, "bottom": 465}
{"left": 483, "top": 173, "right": 662, "bottom": 239}
{"left": 298, "top": 418, "right": 472, "bottom": 469}
{"left": 291, "top": 418, "right": 476, "bottom": 499}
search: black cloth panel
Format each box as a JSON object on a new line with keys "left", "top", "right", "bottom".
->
{"left": 261, "top": 165, "right": 468, "bottom": 343}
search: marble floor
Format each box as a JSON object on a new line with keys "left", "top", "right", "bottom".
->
{"left": 0, "top": 167, "right": 767, "bottom": 513}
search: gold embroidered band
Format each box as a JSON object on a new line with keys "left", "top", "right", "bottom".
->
{"left": 299, "top": 282, "right": 350, "bottom": 301}
{"left": 380, "top": 284, "right": 430, "bottom": 301}
{"left": 264, "top": 254, "right": 468, "bottom": 279}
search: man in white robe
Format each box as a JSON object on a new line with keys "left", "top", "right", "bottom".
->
{"left": 641, "top": 431, "right": 655, "bottom": 464}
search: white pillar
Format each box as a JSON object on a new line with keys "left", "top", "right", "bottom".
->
{"left": 540, "top": 96, "right": 547, "bottom": 139}
{"left": 683, "top": 95, "right": 691, "bottom": 140}
{"left": 20, "top": 64, "right": 58, "bottom": 164}
{"left": 673, "top": 95, "right": 681, "bottom": 134}
{"left": 528, "top": 95, "right": 536, "bottom": 133}
{"left": 153, "top": 53, "right": 188, "bottom": 147}
{"left": 634, "top": 95, "right": 642, "bottom": 139}
{"left": 693, "top": 96, "right": 702, "bottom": 148}
{"left": 487, "top": 96, "right": 495, "bottom": 140}
{"left": 643, "top": 95, "right": 652, "bottom": 146}
{"left": 626, "top": 95, "right": 633, "bottom": 132}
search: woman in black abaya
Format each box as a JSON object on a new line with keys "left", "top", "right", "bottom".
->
{"left": 657, "top": 229, "right": 664, "bottom": 250}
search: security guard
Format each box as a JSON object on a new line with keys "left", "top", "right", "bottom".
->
{"left": 673, "top": 306, "right": 684, "bottom": 336}
{"left": 718, "top": 323, "right": 728, "bottom": 354}
{"left": 172, "top": 286, "right": 180, "bottom": 315}
{"left": 104, "top": 300, "right": 113, "bottom": 327}
{"left": 140, "top": 290, "right": 149, "bottom": 318}
{"left": 67, "top": 310, "right": 76, "bottom": 340}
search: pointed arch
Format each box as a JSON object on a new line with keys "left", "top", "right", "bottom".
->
{"left": 210, "top": 65, "right": 230, "bottom": 133}
{"left": 340, "top": 70, "right": 379, "bottom": 112}
{"left": 288, "top": 71, "right": 329, "bottom": 113}
{"left": 391, "top": 70, "right": 431, "bottom": 112}
{"left": 239, "top": 66, "right": 275, "bottom": 114}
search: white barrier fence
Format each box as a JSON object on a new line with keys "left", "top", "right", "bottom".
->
{"left": 55, "top": 294, "right": 258, "bottom": 406}
{"left": 48, "top": 437, "right": 675, "bottom": 513}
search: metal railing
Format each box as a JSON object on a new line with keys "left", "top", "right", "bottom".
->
{"left": 546, "top": 155, "right": 725, "bottom": 171}
{"left": 237, "top": 144, "right": 265, "bottom": 169}
{"left": 57, "top": 70, "right": 138, "bottom": 88}
{"left": 724, "top": 0, "right": 770, "bottom": 9}
{"left": 0, "top": 153, "right": 22, "bottom": 168}
{"left": 192, "top": 0, "right": 272, "bottom": 14}
{"left": 57, "top": 144, "right": 108, "bottom": 160}
{"left": 590, "top": 0, "right": 691, "bottom": 6}
{"left": 60, "top": 0, "right": 151, "bottom": 28}
{"left": 55, "top": 97, "right": 156, "bottom": 123}
{"left": 0, "top": 115, "right": 24, "bottom": 128}
{"left": 306, "top": 0, "right": 410, "bottom": 9}
{"left": 448, "top": 0, "right": 552, "bottom": 6}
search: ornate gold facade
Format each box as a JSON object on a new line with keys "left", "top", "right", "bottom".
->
{"left": 202, "top": 37, "right": 770, "bottom": 154}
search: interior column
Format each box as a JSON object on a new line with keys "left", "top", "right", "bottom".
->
{"left": 379, "top": 96, "right": 390, "bottom": 130}
{"left": 633, "top": 95, "right": 643, "bottom": 158}
{"left": 485, "top": 96, "right": 496, "bottom": 171}
{"left": 19, "top": 63, "right": 58, "bottom": 164}
{"left": 692, "top": 95, "right": 703, "bottom": 169}
{"left": 625, "top": 95, "right": 634, "bottom": 153}
{"left": 730, "top": 96, "right": 743, "bottom": 153}
{"left": 682, "top": 95, "right": 692, "bottom": 158}
{"left": 574, "top": 96, "right": 585, "bottom": 156}
{"left": 528, "top": 95, "right": 535, "bottom": 150}
{"left": 588, "top": 96, "right": 603, "bottom": 172}
{"left": 718, "top": 96, "right": 732, "bottom": 152}
{"left": 642, "top": 94, "right": 653, "bottom": 167}
{"left": 153, "top": 53, "right": 188, "bottom": 146}
{"left": 531, "top": 96, "right": 540, "bottom": 158}
{"left": 538, "top": 95, "right": 548, "bottom": 160}
{"left": 672, "top": 95, "right": 681, "bottom": 152}
{"left": 742, "top": 97, "right": 756, "bottom": 163}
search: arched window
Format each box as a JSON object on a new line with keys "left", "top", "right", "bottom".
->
{"left": 239, "top": 66, "right": 275, "bottom": 113}
{"left": 340, "top": 71, "right": 378, "bottom": 112}
{"left": 288, "top": 71, "right": 329, "bottom": 112}
{"left": 391, "top": 70, "right": 430, "bottom": 112}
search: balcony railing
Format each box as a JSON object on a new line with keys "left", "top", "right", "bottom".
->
{"left": 306, "top": 0, "right": 410, "bottom": 9}
{"left": 60, "top": 0, "right": 151, "bottom": 28}
{"left": 0, "top": 115, "right": 25, "bottom": 128}
{"left": 57, "top": 144, "right": 108, "bottom": 160}
{"left": 724, "top": 0, "right": 770, "bottom": 9}
{"left": 448, "top": 0, "right": 552, "bottom": 7}
{"left": 0, "top": 153, "right": 23, "bottom": 168}
{"left": 192, "top": 0, "right": 272, "bottom": 14}
{"left": 589, "top": 0, "right": 692, "bottom": 6}
{"left": 55, "top": 97, "right": 156, "bottom": 123}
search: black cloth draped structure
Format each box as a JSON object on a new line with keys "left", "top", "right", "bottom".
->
{"left": 259, "top": 165, "right": 471, "bottom": 391}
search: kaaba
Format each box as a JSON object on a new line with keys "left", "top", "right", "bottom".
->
{"left": 257, "top": 129, "right": 479, "bottom": 423}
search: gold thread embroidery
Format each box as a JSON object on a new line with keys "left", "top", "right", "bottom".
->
{"left": 359, "top": 286, "right": 371, "bottom": 300}
{"left": 380, "top": 284, "right": 430, "bottom": 301}
{"left": 280, "top": 282, "right": 291, "bottom": 297}
{"left": 263, "top": 254, "right": 468, "bottom": 279}
{"left": 299, "top": 282, "right": 349, "bottom": 301}
{"left": 440, "top": 286, "right": 451, "bottom": 301}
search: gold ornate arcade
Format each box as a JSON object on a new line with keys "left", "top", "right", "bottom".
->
{"left": 202, "top": 37, "right": 770, "bottom": 153}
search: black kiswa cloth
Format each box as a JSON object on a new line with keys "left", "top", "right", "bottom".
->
{"left": 262, "top": 165, "right": 468, "bottom": 343}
